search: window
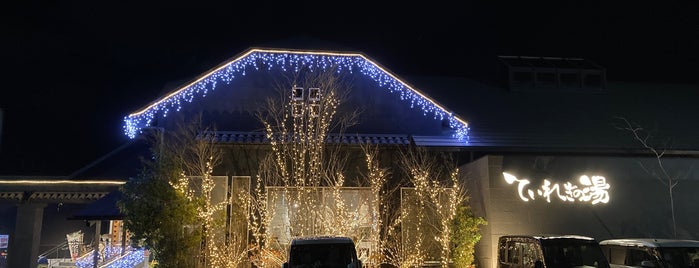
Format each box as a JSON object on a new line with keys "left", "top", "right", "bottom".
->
{"left": 292, "top": 86, "right": 304, "bottom": 100}
{"left": 560, "top": 72, "right": 581, "bottom": 88}
{"left": 513, "top": 72, "right": 533, "bottom": 84}
{"left": 583, "top": 74, "right": 603, "bottom": 88}
{"left": 499, "top": 240, "right": 508, "bottom": 262}
{"left": 522, "top": 242, "right": 538, "bottom": 268}
{"left": 308, "top": 87, "right": 321, "bottom": 101}
{"left": 607, "top": 246, "right": 627, "bottom": 265}
{"left": 536, "top": 72, "right": 557, "bottom": 88}
{"left": 293, "top": 103, "right": 304, "bottom": 117}
{"left": 309, "top": 104, "right": 320, "bottom": 117}
{"left": 626, "top": 249, "right": 654, "bottom": 267}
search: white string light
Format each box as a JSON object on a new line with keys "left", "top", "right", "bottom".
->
{"left": 123, "top": 49, "right": 469, "bottom": 141}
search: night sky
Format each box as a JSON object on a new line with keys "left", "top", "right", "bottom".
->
{"left": 1, "top": 0, "right": 696, "bottom": 175}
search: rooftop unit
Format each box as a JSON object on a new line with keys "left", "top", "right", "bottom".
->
{"left": 498, "top": 56, "right": 606, "bottom": 91}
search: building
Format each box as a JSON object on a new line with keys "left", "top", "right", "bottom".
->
{"left": 3, "top": 39, "right": 698, "bottom": 268}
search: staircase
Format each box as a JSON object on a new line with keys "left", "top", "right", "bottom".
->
{"left": 73, "top": 247, "right": 148, "bottom": 268}
{"left": 47, "top": 258, "right": 75, "bottom": 268}
{"left": 40, "top": 243, "right": 146, "bottom": 268}
{"left": 38, "top": 241, "right": 78, "bottom": 268}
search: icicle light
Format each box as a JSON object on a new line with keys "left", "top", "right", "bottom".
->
{"left": 123, "top": 49, "right": 469, "bottom": 140}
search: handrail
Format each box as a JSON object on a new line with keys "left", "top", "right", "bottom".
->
{"left": 38, "top": 240, "right": 69, "bottom": 259}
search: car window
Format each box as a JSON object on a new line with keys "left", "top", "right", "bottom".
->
{"left": 290, "top": 243, "right": 355, "bottom": 268}
{"left": 658, "top": 247, "right": 699, "bottom": 268}
{"left": 625, "top": 249, "right": 655, "bottom": 267}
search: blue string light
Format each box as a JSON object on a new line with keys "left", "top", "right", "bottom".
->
{"left": 123, "top": 49, "right": 469, "bottom": 141}
{"left": 75, "top": 247, "right": 146, "bottom": 268}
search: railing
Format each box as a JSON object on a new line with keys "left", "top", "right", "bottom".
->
{"left": 74, "top": 245, "right": 146, "bottom": 268}
{"left": 38, "top": 241, "right": 71, "bottom": 262}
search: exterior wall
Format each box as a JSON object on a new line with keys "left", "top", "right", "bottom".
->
{"left": 153, "top": 70, "right": 449, "bottom": 136}
{"left": 215, "top": 144, "right": 406, "bottom": 188}
{"left": 460, "top": 155, "right": 498, "bottom": 268}
{"left": 462, "top": 155, "right": 699, "bottom": 268}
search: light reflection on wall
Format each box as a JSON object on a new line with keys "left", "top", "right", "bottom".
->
{"left": 502, "top": 172, "right": 610, "bottom": 205}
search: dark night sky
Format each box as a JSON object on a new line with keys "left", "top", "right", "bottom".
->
{"left": 0, "top": 0, "right": 696, "bottom": 175}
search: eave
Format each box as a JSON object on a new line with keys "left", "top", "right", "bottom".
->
{"left": 123, "top": 47, "right": 469, "bottom": 141}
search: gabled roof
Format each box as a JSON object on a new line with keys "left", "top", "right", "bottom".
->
{"left": 123, "top": 47, "right": 469, "bottom": 141}
{"left": 406, "top": 75, "right": 699, "bottom": 152}
{"left": 120, "top": 43, "right": 698, "bottom": 153}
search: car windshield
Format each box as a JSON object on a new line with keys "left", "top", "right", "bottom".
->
{"left": 658, "top": 247, "right": 699, "bottom": 268}
{"left": 289, "top": 243, "right": 356, "bottom": 268}
{"left": 541, "top": 239, "right": 610, "bottom": 268}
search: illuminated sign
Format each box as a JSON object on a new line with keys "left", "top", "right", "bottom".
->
{"left": 502, "top": 172, "right": 610, "bottom": 205}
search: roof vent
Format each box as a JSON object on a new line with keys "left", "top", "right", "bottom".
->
{"left": 498, "top": 56, "right": 606, "bottom": 91}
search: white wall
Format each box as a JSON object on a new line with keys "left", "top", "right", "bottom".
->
{"left": 462, "top": 155, "right": 699, "bottom": 268}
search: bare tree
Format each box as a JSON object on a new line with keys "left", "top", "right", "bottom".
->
{"left": 396, "top": 146, "right": 473, "bottom": 268}
{"left": 244, "top": 66, "right": 486, "bottom": 268}
{"left": 165, "top": 116, "right": 248, "bottom": 268}
{"left": 614, "top": 116, "right": 695, "bottom": 238}
{"left": 247, "top": 66, "right": 367, "bottom": 267}
{"left": 358, "top": 143, "right": 393, "bottom": 267}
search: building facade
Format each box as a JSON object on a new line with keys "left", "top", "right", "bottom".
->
{"left": 3, "top": 42, "right": 698, "bottom": 268}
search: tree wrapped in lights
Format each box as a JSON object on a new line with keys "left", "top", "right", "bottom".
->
{"left": 246, "top": 157, "right": 284, "bottom": 268}
{"left": 166, "top": 118, "right": 249, "bottom": 268}
{"left": 395, "top": 147, "right": 486, "bottom": 268}
{"left": 246, "top": 67, "right": 486, "bottom": 268}
{"left": 358, "top": 144, "right": 395, "bottom": 267}
{"left": 120, "top": 118, "right": 249, "bottom": 268}
{"left": 248, "top": 67, "right": 368, "bottom": 267}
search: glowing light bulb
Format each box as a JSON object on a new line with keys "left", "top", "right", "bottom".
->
{"left": 123, "top": 49, "right": 469, "bottom": 141}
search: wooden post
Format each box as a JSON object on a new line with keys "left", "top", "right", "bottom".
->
{"left": 121, "top": 221, "right": 127, "bottom": 256}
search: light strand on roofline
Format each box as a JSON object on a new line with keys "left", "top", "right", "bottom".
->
{"left": 123, "top": 49, "right": 469, "bottom": 141}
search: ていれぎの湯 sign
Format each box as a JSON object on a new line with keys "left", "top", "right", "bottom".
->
{"left": 503, "top": 172, "right": 610, "bottom": 205}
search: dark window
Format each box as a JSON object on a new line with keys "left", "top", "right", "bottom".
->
{"left": 292, "top": 86, "right": 304, "bottom": 100}
{"left": 293, "top": 103, "right": 304, "bottom": 117}
{"left": 289, "top": 243, "right": 355, "bottom": 268}
{"left": 309, "top": 87, "right": 321, "bottom": 101}
{"left": 536, "top": 72, "right": 557, "bottom": 88}
{"left": 583, "top": 74, "right": 602, "bottom": 88}
{"left": 560, "top": 73, "right": 581, "bottom": 88}
{"left": 309, "top": 104, "right": 320, "bottom": 117}
{"left": 625, "top": 248, "right": 654, "bottom": 267}
{"left": 513, "top": 72, "right": 533, "bottom": 83}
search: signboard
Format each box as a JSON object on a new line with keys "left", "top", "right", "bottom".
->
{"left": 66, "top": 231, "right": 83, "bottom": 261}
{"left": 503, "top": 172, "right": 610, "bottom": 205}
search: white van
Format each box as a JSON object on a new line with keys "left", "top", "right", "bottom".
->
{"left": 282, "top": 236, "right": 362, "bottom": 268}
{"left": 599, "top": 238, "right": 699, "bottom": 268}
{"left": 498, "top": 235, "right": 611, "bottom": 268}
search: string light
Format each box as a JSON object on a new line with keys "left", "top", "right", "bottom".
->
{"left": 0, "top": 180, "right": 125, "bottom": 185}
{"left": 75, "top": 247, "right": 145, "bottom": 268}
{"left": 123, "top": 49, "right": 469, "bottom": 141}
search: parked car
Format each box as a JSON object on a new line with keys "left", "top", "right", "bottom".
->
{"left": 283, "top": 236, "right": 362, "bottom": 268}
{"left": 599, "top": 238, "right": 699, "bottom": 268}
{"left": 498, "top": 234, "right": 611, "bottom": 268}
